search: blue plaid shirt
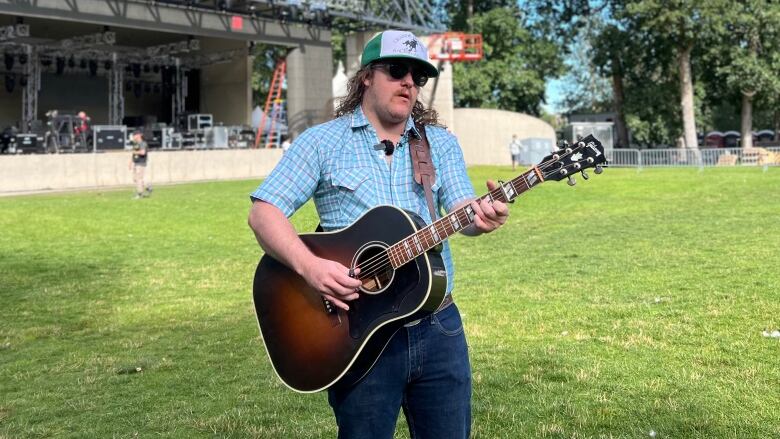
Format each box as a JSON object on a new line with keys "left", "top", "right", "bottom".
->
{"left": 251, "top": 106, "right": 476, "bottom": 294}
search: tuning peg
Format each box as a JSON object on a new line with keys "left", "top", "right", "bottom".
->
{"left": 567, "top": 175, "right": 576, "bottom": 186}
{"left": 594, "top": 165, "right": 603, "bottom": 174}
{"left": 581, "top": 170, "right": 589, "bottom": 180}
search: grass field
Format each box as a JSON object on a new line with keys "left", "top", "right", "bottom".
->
{"left": 1, "top": 167, "right": 779, "bottom": 438}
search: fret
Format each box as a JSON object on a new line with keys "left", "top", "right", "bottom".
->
{"left": 412, "top": 235, "right": 422, "bottom": 253}
{"left": 389, "top": 165, "right": 548, "bottom": 269}
{"left": 430, "top": 224, "right": 441, "bottom": 242}
{"left": 403, "top": 240, "right": 413, "bottom": 259}
{"left": 464, "top": 204, "right": 475, "bottom": 222}
{"left": 449, "top": 214, "right": 461, "bottom": 230}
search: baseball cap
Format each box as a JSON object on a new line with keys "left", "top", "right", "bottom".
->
{"left": 360, "top": 30, "right": 439, "bottom": 78}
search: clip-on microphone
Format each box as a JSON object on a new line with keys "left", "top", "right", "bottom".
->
{"left": 380, "top": 139, "right": 394, "bottom": 156}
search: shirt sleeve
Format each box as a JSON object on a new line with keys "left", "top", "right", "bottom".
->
{"left": 249, "top": 128, "right": 321, "bottom": 217}
{"left": 434, "top": 130, "right": 476, "bottom": 213}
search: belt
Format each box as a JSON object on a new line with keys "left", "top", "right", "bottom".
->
{"left": 404, "top": 295, "right": 454, "bottom": 327}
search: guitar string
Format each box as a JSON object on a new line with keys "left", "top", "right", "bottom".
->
{"left": 353, "top": 147, "right": 593, "bottom": 282}
{"left": 358, "top": 149, "right": 586, "bottom": 280}
{"left": 354, "top": 156, "right": 568, "bottom": 281}
{"left": 355, "top": 170, "right": 535, "bottom": 281}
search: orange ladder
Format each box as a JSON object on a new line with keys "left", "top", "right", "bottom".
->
{"left": 254, "top": 59, "right": 286, "bottom": 148}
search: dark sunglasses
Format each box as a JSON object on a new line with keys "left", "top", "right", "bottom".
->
{"left": 372, "top": 62, "right": 429, "bottom": 87}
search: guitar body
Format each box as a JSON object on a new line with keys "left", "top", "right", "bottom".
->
{"left": 253, "top": 205, "right": 447, "bottom": 393}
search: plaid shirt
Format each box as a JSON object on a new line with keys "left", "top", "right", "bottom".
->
{"left": 251, "top": 106, "right": 475, "bottom": 294}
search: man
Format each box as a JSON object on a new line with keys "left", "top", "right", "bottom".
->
{"left": 74, "top": 111, "right": 91, "bottom": 148}
{"left": 128, "top": 131, "right": 152, "bottom": 199}
{"left": 248, "top": 30, "right": 509, "bottom": 438}
{"left": 509, "top": 134, "right": 522, "bottom": 170}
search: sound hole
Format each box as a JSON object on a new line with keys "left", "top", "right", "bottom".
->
{"left": 354, "top": 243, "right": 394, "bottom": 295}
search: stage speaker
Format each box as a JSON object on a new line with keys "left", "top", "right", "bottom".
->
{"left": 16, "top": 133, "right": 40, "bottom": 153}
{"left": 93, "top": 125, "right": 127, "bottom": 150}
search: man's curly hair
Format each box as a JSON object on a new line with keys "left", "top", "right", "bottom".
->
{"left": 333, "top": 65, "right": 442, "bottom": 127}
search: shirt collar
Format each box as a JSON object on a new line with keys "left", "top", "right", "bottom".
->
{"left": 351, "top": 105, "right": 421, "bottom": 140}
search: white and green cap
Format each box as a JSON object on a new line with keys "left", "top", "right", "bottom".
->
{"left": 360, "top": 30, "right": 439, "bottom": 78}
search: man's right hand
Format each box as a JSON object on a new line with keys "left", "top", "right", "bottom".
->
{"left": 299, "top": 256, "right": 362, "bottom": 311}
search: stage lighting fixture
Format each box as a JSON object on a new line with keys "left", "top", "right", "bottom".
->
{"left": 104, "top": 60, "right": 112, "bottom": 70}
{"left": 20, "top": 75, "right": 27, "bottom": 87}
{"left": 143, "top": 64, "right": 151, "bottom": 73}
{"left": 88, "top": 59, "right": 98, "bottom": 76}
{"left": 68, "top": 57, "right": 76, "bottom": 68}
{"left": 5, "top": 73, "right": 15, "bottom": 93}
{"left": 18, "top": 53, "right": 27, "bottom": 65}
{"left": 132, "top": 63, "right": 141, "bottom": 78}
{"left": 41, "top": 58, "right": 52, "bottom": 67}
{"left": 4, "top": 53, "right": 14, "bottom": 71}
{"left": 153, "top": 65, "right": 160, "bottom": 74}
{"left": 80, "top": 59, "right": 87, "bottom": 69}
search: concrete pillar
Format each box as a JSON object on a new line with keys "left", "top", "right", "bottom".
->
{"left": 199, "top": 38, "right": 252, "bottom": 126}
{"left": 345, "top": 31, "right": 377, "bottom": 77}
{"left": 418, "top": 60, "right": 454, "bottom": 130}
{"left": 286, "top": 41, "right": 333, "bottom": 137}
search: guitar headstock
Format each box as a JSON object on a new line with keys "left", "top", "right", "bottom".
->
{"left": 538, "top": 135, "right": 607, "bottom": 185}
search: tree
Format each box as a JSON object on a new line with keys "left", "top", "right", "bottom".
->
{"left": 250, "top": 44, "right": 288, "bottom": 107}
{"left": 451, "top": 7, "right": 563, "bottom": 115}
{"left": 621, "top": 0, "right": 730, "bottom": 148}
{"left": 711, "top": 1, "right": 780, "bottom": 148}
{"left": 556, "top": 19, "right": 613, "bottom": 116}
{"left": 446, "top": 0, "right": 516, "bottom": 33}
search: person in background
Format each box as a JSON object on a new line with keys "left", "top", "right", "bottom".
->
{"left": 128, "top": 130, "right": 152, "bottom": 199}
{"left": 248, "top": 29, "right": 509, "bottom": 438}
{"left": 74, "top": 111, "right": 91, "bottom": 148}
{"left": 509, "top": 134, "right": 522, "bottom": 171}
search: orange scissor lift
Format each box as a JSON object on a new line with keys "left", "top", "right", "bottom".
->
{"left": 427, "top": 32, "right": 483, "bottom": 62}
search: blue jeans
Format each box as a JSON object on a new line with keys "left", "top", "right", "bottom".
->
{"left": 327, "top": 303, "right": 471, "bottom": 439}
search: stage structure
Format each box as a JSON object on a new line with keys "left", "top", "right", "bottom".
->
{"left": 0, "top": 0, "right": 444, "bottom": 151}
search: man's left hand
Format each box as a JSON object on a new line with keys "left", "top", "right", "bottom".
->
{"left": 469, "top": 180, "right": 509, "bottom": 234}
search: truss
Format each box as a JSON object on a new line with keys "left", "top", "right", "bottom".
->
{"left": 152, "top": 0, "right": 445, "bottom": 32}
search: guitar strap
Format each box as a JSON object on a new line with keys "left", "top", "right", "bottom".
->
{"left": 409, "top": 123, "right": 438, "bottom": 220}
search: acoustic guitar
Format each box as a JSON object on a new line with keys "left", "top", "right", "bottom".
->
{"left": 253, "top": 135, "right": 606, "bottom": 392}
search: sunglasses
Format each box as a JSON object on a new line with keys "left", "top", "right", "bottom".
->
{"left": 372, "top": 62, "right": 429, "bottom": 87}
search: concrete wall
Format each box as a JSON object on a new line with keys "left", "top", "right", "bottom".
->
{"left": 200, "top": 38, "right": 252, "bottom": 126}
{"left": 0, "top": 149, "right": 281, "bottom": 194}
{"left": 452, "top": 108, "right": 556, "bottom": 166}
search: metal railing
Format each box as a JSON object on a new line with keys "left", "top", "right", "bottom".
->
{"left": 606, "top": 147, "right": 780, "bottom": 170}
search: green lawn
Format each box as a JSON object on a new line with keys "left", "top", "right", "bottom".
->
{"left": 1, "top": 167, "right": 779, "bottom": 438}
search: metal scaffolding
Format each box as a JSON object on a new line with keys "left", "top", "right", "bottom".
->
{"left": 149, "top": 0, "right": 445, "bottom": 32}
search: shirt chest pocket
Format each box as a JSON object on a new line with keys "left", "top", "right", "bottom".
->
{"left": 330, "top": 166, "right": 376, "bottom": 221}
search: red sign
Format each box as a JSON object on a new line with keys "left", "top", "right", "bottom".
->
{"left": 231, "top": 16, "right": 244, "bottom": 31}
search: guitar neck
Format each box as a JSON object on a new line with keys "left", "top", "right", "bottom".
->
{"left": 387, "top": 166, "right": 545, "bottom": 268}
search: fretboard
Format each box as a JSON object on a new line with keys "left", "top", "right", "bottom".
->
{"left": 386, "top": 166, "right": 544, "bottom": 268}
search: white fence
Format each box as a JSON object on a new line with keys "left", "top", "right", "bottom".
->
{"left": 606, "top": 147, "right": 780, "bottom": 169}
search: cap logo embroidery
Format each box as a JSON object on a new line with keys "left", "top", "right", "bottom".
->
{"left": 402, "top": 39, "right": 418, "bottom": 52}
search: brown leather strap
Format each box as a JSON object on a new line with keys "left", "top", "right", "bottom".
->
{"left": 409, "top": 124, "right": 438, "bottom": 220}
